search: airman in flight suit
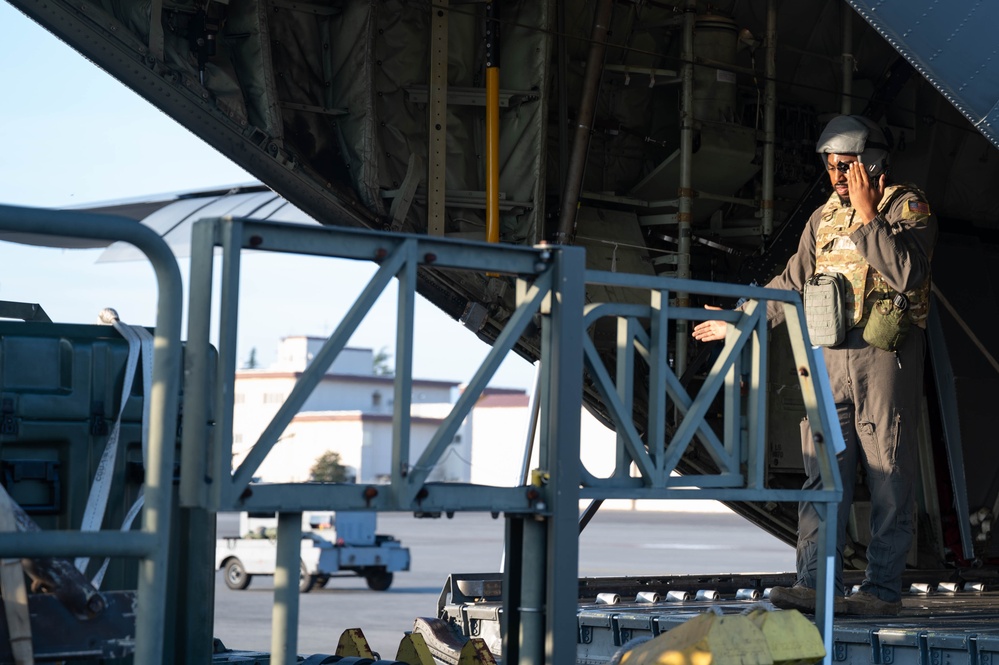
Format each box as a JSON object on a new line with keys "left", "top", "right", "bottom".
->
{"left": 693, "top": 114, "right": 937, "bottom": 616}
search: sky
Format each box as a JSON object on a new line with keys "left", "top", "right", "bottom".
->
{"left": 0, "top": 3, "right": 536, "bottom": 390}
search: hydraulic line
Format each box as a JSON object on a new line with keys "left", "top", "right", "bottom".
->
{"left": 842, "top": 2, "right": 854, "bottom": 115}
{"left": 554, "top": 0, "right": 614, "bottom": 244}
{"left": 761, "top": 0, "right": 777, "bottom": 239}
{"left": 674, "top": 0, "right": 695, "bottom": 378}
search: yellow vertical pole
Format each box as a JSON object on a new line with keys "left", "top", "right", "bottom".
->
{"left": 485, "top": 0, "right": 500, "bottom": 244}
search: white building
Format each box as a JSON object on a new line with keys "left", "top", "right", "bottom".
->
{"left": 232, "top": 336, "right": 729, "bottom": 513}
{"left": 232, "top": 336, "right": 464, "bottom": 483}
{"left": 466, "top": 391, "right": 618, "bottom": 487}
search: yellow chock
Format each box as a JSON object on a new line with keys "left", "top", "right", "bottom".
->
{"left": 395, "top": 632, "right": 437, "bottom": 665}
{"left": 456, "top": 637, "right": 498, "bottom": 664}
{"left": 745, "top": 608, "right": 825, "bottom": 665}
{"left": 335, "top": 627, "right": 376, "bottom": 658}
{"left": 619, "top": 612, "right": 773, "bottom": 665}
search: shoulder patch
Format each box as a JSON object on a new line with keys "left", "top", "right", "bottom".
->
{"left": 907, "top": 200, "right": 930, "bottom": 215}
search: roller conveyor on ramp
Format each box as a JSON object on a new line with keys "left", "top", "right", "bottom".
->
{"left": 433, "top": 572, "right": 999, "bottom": 665}
{"left": 575, "top": 599, "right": 999, "bottom": 665}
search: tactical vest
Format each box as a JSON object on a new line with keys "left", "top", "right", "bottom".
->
{"left": 813, "top": 185, "right": 931, "bottom": 328}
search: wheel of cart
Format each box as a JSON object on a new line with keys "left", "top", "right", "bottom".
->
{"left": 299, "top": 562, "right": 316, "bottom": 593}
{"left": 223, "top": 559, "right": 252, "bottom": 590}
{"left": 364, "top": 567, "right": 393, "bottom": 591}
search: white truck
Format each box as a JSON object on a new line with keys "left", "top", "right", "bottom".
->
{"left": 215, "top": 512, "right": 410, "bottom": 592}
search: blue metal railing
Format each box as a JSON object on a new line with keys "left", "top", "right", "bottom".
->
{"left": 0, "top": 209, "right": 843, "bottom": 664}
{"left": 179, "top": 217, "right": 841, "bottom": 664}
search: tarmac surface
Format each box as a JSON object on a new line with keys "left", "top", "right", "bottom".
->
{"left": 213, "top": 508, "right": 795, "bottom": 658}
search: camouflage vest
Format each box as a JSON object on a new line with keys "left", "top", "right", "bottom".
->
{"left": 813, "top": 185, "right": 931, "bottom": 328}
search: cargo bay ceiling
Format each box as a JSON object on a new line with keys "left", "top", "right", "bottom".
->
{"left": 8, "top": 0, "right": 999, "bottom": 567}
{"left": 9, "top": 0, "right": 999, "bottom": 272}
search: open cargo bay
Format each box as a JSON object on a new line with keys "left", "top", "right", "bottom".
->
{"left": 2, "top": 0, "right": 999, "bottom": 663}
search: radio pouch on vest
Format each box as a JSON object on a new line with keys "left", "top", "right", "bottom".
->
{"left": 804, "top": 273, "right": 848, "bottom": 347}
{"left": 863, "top": 293, "right": 911, "bottom": 352}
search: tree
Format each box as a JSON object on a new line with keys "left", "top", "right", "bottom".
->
{"left": 310, "top": 450, "right": 351, "bottom": 483}
{"left": 243, "top": 347, "right": 258, "bottom": 369}
{"left": 373, "top": 346, "right": 393, "bottom": 375}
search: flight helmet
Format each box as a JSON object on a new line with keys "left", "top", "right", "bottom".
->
{"left": 816, "top": 115, "right": 891, "bottom": 178}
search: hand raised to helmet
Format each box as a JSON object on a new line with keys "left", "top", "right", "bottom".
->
{"left": 846, "top": 161, "right": 885, "bottom": 223}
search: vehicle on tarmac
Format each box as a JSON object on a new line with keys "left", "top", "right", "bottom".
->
{"left": 215, "top": 512, "right": 409, "bottom": 593}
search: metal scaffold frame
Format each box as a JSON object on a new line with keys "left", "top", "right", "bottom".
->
{"left": 179, "top": 217, "right": 842, "bottom": 665}
{"left": 179, "top": 217, "right": 587, "bottom": 664}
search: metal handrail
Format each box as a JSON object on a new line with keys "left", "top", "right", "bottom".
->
{"left": 0, "top": 204, "right": 183, "bottom": 665}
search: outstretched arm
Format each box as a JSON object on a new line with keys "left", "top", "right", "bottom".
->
{"left": 691, "top": 305, "right": 727, "bottom": 342}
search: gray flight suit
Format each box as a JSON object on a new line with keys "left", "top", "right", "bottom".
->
{"left": 764, "top": 187, "right": 937, "bottom": 603}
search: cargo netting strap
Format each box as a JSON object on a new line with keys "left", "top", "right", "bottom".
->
{"left": 90, "top": 490, "right": 145, "bottom": 588}
{"left": 74, "top": 309, "right": 153, "bottom": 585}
